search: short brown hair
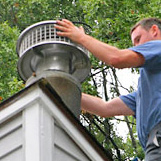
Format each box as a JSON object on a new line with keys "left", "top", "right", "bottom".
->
{"left": 130, "top": 18, "right": 161, "bottom": 34}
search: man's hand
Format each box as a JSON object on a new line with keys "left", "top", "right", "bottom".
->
{"left": 55, "top": 19, "right": 86, "bottom": 44}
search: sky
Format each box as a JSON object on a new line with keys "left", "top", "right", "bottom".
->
{"left": 113, "top": 68, "right": 139, "bottom": 139}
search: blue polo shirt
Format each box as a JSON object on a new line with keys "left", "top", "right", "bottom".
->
{"left": 120, "top": 40, "right": 161, "bottom": 150}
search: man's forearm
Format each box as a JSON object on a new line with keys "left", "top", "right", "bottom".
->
{"left": 79, "top": 34, "right": 145, "bottom": 68}
{"left": 81, "top": 93, "right": 134, "bottom": 117}
{"left": 81, "top": 93, "right": 106, "bottom": 116}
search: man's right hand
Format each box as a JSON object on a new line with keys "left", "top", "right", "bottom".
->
{"left": 55, "top": 19, "right": 86, "bottom": 44}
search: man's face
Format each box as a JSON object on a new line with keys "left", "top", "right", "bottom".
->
{"left": 131, "top": 25, "right": 154, "bottom": 46}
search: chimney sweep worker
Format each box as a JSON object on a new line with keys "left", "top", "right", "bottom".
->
{"left": 55, "top": 18, "right": 161, "bottom": 161}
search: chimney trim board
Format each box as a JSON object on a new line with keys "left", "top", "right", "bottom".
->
{"left": 0, "top": 86, "right": 41, "bottom": 124}
{"left": 38, "top": 92, "right": 106, "bottom": 161}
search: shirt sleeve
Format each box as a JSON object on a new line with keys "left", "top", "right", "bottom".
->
{"left": 119, "top": 91, "right": 136, "bottom": 116}
{"left": 128, "top": 40, "right": 161, "bottom": 70}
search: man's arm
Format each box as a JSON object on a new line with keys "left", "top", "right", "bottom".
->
{"left": 55, "top": 19, "right": 136, "bottom": 117}
{"left": 55, "top": 19, "right": 145, "bottom": 69}
{"left": 81, "top": 93, "right": 134, "bottom": 117}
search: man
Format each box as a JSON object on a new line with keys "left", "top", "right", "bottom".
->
{"left": 55, "top": 18, "right": 161, "bottom": 160}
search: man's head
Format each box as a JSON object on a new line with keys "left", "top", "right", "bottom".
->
{"left": 131, "top": 18, "right": 161, "bottom": 46}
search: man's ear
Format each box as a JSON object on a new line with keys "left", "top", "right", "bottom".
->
{"left": 151, "top": 25, "right": 159, "bottom": 37}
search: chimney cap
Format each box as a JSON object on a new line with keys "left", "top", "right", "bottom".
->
{"left": 16, "top": 20, "right": 91, "bottom": 82}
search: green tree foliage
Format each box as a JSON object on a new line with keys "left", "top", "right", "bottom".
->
{"left": 1, "top": 0, "right": 161, "bottom": 160}
{"left": 0, "top": 22, "right": 23, "bottom": 100}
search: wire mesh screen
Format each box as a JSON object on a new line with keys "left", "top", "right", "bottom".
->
{"left": 18, "top": 21, "right": 88, "bottom": 57}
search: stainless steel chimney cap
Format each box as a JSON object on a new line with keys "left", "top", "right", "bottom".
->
{"left": 16, "top": 20, "right": 90, "bottom": 82}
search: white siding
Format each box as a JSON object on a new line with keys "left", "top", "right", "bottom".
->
{"left": 0, "top": 113, "right": 23, "bottom": 161}
{"left": 53, "top": 121, "right": 91, "bottom": 161}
